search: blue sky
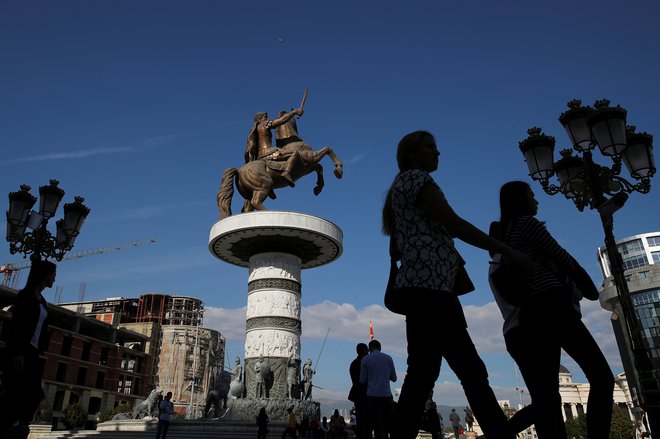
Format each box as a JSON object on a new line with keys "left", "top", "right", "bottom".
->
{"left": 2, "top": 0, "right": 660, "bottom": 417}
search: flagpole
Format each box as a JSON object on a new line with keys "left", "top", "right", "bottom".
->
{"left": 314, "top": 326, "right": 331, "bottom": 371}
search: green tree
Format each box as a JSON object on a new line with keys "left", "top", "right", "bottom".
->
{"left": 564, "top": 405, "right": 636, "bottom": 439}
{"left": 62, "top": 402, "right": 86, "bottom": 429}
{"left": 609, "top": 405, "right": 635, "bottom": 439}
{"left": 565, "top": 413, "right": 586, "bottom": 439}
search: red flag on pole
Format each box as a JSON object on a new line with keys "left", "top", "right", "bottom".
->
{"left": 369, "top": 320, "right": 374, "bottom": 341}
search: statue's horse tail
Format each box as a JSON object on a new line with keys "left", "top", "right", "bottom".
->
{"left": 218, "top": 167, "right": 238, "bottom": 218}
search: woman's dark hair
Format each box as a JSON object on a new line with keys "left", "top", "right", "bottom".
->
{"left": 396, "top": 130, "right": 434, "bottom": 172}
{"left": 499, "top": 181, "right": 534, "bottom": 223}
{"left": 382, "top": 130, "right": 434, "bottom": 235}
{"left": 24, "top": 259, "right": 56, "bottom": 291}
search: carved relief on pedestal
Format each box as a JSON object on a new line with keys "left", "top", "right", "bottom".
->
{"left": 248, "top": 252, "right": 301, "bottom": 283}
{"left": 246, "top": 289, "right": 301, "bottom": 320}
{"left": 245, "top": 329, "right": 301, "bottom": 359}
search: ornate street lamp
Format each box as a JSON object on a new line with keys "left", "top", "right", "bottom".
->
{"left": 6, "top": 180, "right": 90, "bottom": 262}
{"left": 519, "top": 98, "right": 658, "bottom": 434}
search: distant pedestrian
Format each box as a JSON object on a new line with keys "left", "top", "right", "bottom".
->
{"left": 256, "top": 407, "right": 269, "bottom": 439}
{"left": 420, "top": 393, "right": 442, "bottom": 439}
{"left": 348, "top": 342, "right": 369, "bottom": 439}
{"left": 299, "top": 414, "right": 310, "bottom": 438}
{"left": 156, "top": 391, "right": 174, "bottom": 439}
{"left": 321, "top": 416, "right": 330, "bottom": 437}
{"left": 464, "top": 406, "right": 474, "bottom": 431}
{"left": 330, "top": 409, "right": 347, "bottom": 439}
{"left": 282, "top": 407, "right": 298, "bottom": 439}
{"left": 309, "top": 416, "right": 322, "bottom": 439}
{"left": 449, "top": 409, "right": 462, "bottom": 439}
{"left": 359, "top": 339, "right": 396, "bottom": 439}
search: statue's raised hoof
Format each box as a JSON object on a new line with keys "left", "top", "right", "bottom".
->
{"left": 334, "top": 167, "right": 343, "bottom": 179}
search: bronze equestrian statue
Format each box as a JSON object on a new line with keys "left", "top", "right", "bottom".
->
{"left": 216, "top": 90, "right": 343, "bottom": 219}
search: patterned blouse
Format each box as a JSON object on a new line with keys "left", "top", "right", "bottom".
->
{"left": 391, "top": 169, "right": 460, "bottom": 291}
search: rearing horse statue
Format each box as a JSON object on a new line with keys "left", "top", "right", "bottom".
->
{"left": 216, "top": 97, "right": 343, "bottom": 219}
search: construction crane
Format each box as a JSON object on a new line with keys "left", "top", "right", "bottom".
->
{"left": 0, "top": 238, "right": 157, "bottom": 288}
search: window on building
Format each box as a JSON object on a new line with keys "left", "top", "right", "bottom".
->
{"left": 77, "top": 367, "right": 87, "bottom": 386}
{"left": 640, "top": 271, "right": 651, "bottom": 279}
{"left": 563, "top": 403, "right": 573, "bottom": 420}
{"left": 647, "top": 236, "right": 660, "bottom": 247}
{"left": 88, "top": 397, "right": 102, "bottom": 415}
{"left": 576, "top": 404, "right": 585, "bottom": 418}
{"left": 625, "top": 274, "right": 632, "bottom": 283}
{"left": 96, "top": 371, "right": 106, "bottom": 389}
{"left": 68, "top": 392, "right": 80, "bottom": 405}
{"left": 56, "top": 362, "right": 68, "bottom": 382}
{"left": 652, "top": 251, "right": 660, "bottom": 264}
{"left": 53, "top": 390, "right": 66, "bottom": 411}
{"left": 613, "top": 238, "right": 650, "bottom": 270}
{"left": 81, "top": 341, "right": 92, "bottom": 362}
{"left": 100, "top": 347, "right": 109, "bottom": 365}
{"left": 61, "top": 336, "right": 72, "bottom": 357}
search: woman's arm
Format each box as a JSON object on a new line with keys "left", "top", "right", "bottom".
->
{"left": 417, "top": 183, "right": 525, "bottom": 261}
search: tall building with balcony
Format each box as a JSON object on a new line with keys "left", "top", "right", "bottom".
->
{"left": 598, "top": 231, "right": 660, "bottom": 428}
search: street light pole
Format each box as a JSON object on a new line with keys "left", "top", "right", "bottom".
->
{"left": 518, "top": 99, "right": 657, "bottom": 436}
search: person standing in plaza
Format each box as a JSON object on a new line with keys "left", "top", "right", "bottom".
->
{"left": 256, "top": 407, "right": 269, "bottom": 439}
{"left": 382, "top": 130, "right": 531, "bottom": 439}
{"left": 359, "top": 339, "right": 396, "bottom": 439}
{"left": 156, "top": 391, "right": 174, "bottom": 439}
{"left": 449, "top": 409, "right": 462, "bottom": 439}
{"left": 464, "top": 406, "right": 474, "bottom": 432}
{"left": 348, "top": 342, "right": 369, "bottom": 439}
{"left": 421, "top": 394, "right": 442, "bottom": 439}
{"left": 282, "top": 407, "right": 298, "bottom": 439}
{"left": 0, "top": 259, "right": 56, "bottom": 439}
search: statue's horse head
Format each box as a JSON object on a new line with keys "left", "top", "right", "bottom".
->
{"left": 132, "top": 388, "right": 161, "bottom": 417}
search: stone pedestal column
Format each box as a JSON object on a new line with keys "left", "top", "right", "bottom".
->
{"left": 209, "top": 211, "right": 342, "bottom": 400}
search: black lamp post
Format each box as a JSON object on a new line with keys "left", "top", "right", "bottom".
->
{"left": 6, "top": 179, "right": 90, "bottom": 262}
{"left": 519, "top": 99, "right": 657, "bottom": 436}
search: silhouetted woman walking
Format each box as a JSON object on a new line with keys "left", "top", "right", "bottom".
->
{"left": 488, "top": 180, "right": 614, "bottom": 439}
{"left": 382, "top": 131, "right": 531, "bottom": 439}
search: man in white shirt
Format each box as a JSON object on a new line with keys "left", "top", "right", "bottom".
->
{"left": 359, "top": 340, "right": 397, "bottom": 439}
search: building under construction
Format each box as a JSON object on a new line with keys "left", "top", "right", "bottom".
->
{"left": 59, "top": 293, "right": 225, "bottom": 417}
